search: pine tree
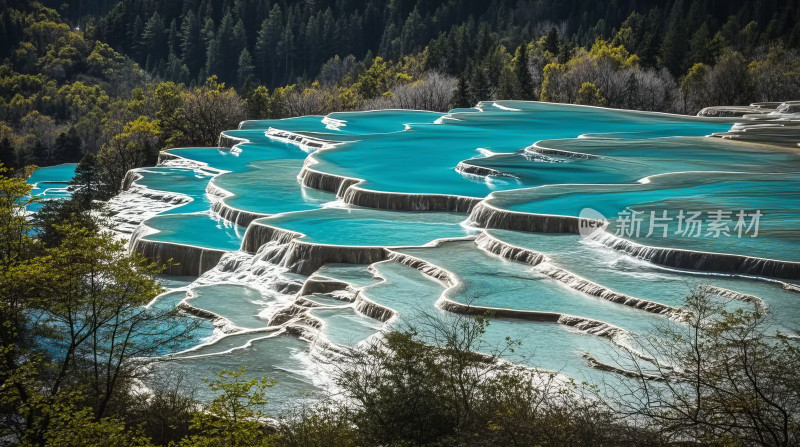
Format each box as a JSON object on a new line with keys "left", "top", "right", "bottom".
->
{"left": 0, "top": 137, "right": 16, "bottom": 172}
{"left": 625, "top": 72, "right": 639, "bottom": 109}
{"left": 515, "top": 44, "right": 533, "bottom": 100}
{"left": 167, "top": 18, "right": 180, "bottom": 57}
{"left": 237, "top": 48, "right": 255, "bottom": 91}
{"left": 319, "top": 8, "right": 336, "bottom": 65}
{"left": 660, "top": 0, "right": 689, "bottom": 75}
{"left": 303, "top": 14, "right": 320, "bottom": 75}
{"left": 201, "top": 17, "right": 219, "bottom": 80}
{"left": 278, "top": 20, "right": 295, "bottom": 82}
{"left": 129, "top": 15, "right": 144, "bottom": 57}
{"left": 468, "top": 62, "right": 490, "bottom": 103}
{"left": 180, "top": 12, "right": 203, "bottom": 75}
{"left": 233, "top": 19, "right": 247, "bottom": 58}
{"left": 215, "top": 11, "right": 239, "bottom": 84}
{"left": 688, "top": 22, "right": 714, "bottom": 65}
{"left": 70, "top": 152, "right": 99, "bottom": 206}
{"left": 204, "top": 37, "right": 221, "bottom": 82}
{"left": 164, "top": 52, "right": 190, "bottom": 83}
{"left": 379, "top": 23, "right": 399, "bottom": 59}
{"left": 255, "top": 4, "right": 283, "bottom": 85}
{"left": 544, "top": 27, "right": 559, "bottom": 55}
{"left": 141, "top": 11, "right": 167, "bottom": 68}
{"left": 452, "top": 76, "right": 471, "bottom": 108}
{"left": 54, "top": 127, "right": 81, "bottom": 163}
{"left": 399, "top": 6, "right": 424, "bottom": 56}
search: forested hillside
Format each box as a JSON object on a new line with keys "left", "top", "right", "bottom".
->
{"left": 67, "top": 1, "right": 800, "bottom": 88}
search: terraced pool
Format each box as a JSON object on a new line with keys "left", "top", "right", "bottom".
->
{"left": 29, "top": 101, "right": 800, "bottom": 402}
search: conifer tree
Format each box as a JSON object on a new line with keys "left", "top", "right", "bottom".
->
{"left": 660, "top": 0, "right": 689, "bottom": 74}
{"left": 237, "top": 48, "right": 256, "bottom": 91}
{"left": 255, "top": 4, "right": 283, "bottom": 85}
{"left": 180, "top": 12, "right": 203, "bottom": 76}
{"left": 515, "top": 44, "right": 533, "bottom": 99}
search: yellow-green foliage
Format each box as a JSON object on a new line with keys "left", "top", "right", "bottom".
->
{"left": 57, "top": 81, "right": 111, "bottom": 118}
{"left": 539, "top": 62, "right": 565, "bottom": 102}
{"left": 352, "top": 57, "right": 393, "bottom": 99}
{"left": 576, "top": 82, "right": 607, "bottom": 106}
{"left": 180, "top": 367, "right": 277, "bottom": 447}
{"left": 0, "top": 4, "right": 145, "bottom": 171}
{"left": 588, "top": 38, "right": 639, "bottom": 67}
{"left": 1, "top": 362, "right": 155, "bottom": 447}
{"left": 540, "top": 39, "right": 640, "bottom": 105}
{"left": 86, "top": 42, "right": 127, "bottom": 77}
{"left": 97, "top": 116, "right": 161, "bottom": 191}
{"left": 336, "top": 86, "right": 359, "bottom": 110}
{"left": 0, "top": 169, "right": 176, "bottom": 445}
{"left": 0, "top": 164, "right": 36, "bottom": 265}
{"left": 681, "top": 63, "right": 710, "bottom": 91}
{"left": 0, "top": 224, "right": 168, "bottom": 444}
{"left": 245, "top": 85, "right": 271, "bottom": 118}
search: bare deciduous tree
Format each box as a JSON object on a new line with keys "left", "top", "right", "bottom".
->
{"left": 604, "top": 291, "right": 800, "bottom": 446}
{"left": 364, "top": 71, "right": 457, "bottom": 111}
{"left": 180, "top": 76, "right": 246, "bottom": 146}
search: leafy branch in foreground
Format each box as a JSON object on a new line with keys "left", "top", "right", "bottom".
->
{"left": 277, "top": 311, "right": 651, "bottom": 447}
{"left": 0, "top": 170, "right": 203, "bottom": 445}
{"left": 605, "top": 291, "right": 800, "bottom": 447}
{"left": 179, "top": 367, "right": 277, "bottom": 447}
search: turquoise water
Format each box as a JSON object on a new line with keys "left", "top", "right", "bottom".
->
{"left": 167, "top": 141, "right": 306, "bottom": 172}
{"left": 395, "top": 240, "right": 665, "bottom": 334}
{"left": 145, "top": 290, "right": 216, "bottom": 353}
{"left": 167, "top": 147, "right": 249, "bottom": 171}
{"left": 466, "top": 136, "right": 800, "bottom": 185}
{"left": 150, "top": 102, "right": 741, "bottom": 254}
{"left": 163, "top": 138, "right": 333, "bottom": 238}
{"left": 239, "top": 110, "right": 442, "bottom": 135}
{"left": 311, "top": 306, "right": 383, "bottom": 346}
{"left": 321, "top": 109, "right": 443, "bottom": 134}
{"left": 64, "top": 101, "right": 800, "bottom": 399}
{"left": 314, "top": 263, "right": 380, "bottom": 288}
{"left": 185, "top": 284, "right": 271, "bottom": 329}
{"left": 132, "top": 167, "right": 216, "bottom": 214}
{"left": 486, "top": 230, "right": 799, "bottom": 325}
{"left": 499, "top": 172, "right": 800, "bottom": 261}
{"left": 140, "top": 213, "right": 244, "bottom": 250}
{"left": 362, "top": 260, "right": 620, "bottom": 379}
{"left": 304, "top": 102, "right": 734, "bottom": 196}
{"left": 156, "top": 275, "right": 198, "bottom": 289}
{"left": 255, "top": 208, "right": 474, "bottom": 246}
{"left": 213, "top": 159, "right": 335, "bottom": 214}
{"left": 26, "top": 163, "right": 77, "bottom": 211}
{"left": 161, "top": 333, "right": 322, "bottom": 411}
{"left": 238, "top": 115, "right": 330, "bottom": 133}
{"left": 27, "top": 163, "right": 78, "bottom": 188}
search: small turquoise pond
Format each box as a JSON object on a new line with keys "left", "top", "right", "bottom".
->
{"left": 26, "top": 163, "right": 77, "bottom": 211}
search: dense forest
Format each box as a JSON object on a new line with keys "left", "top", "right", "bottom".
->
{"left": 57, "top": 0, "right": 800, "bottom": 87}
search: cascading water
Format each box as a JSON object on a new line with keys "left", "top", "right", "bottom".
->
{"left": 31, "top": 101, "right": 800, "bottom": 403}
